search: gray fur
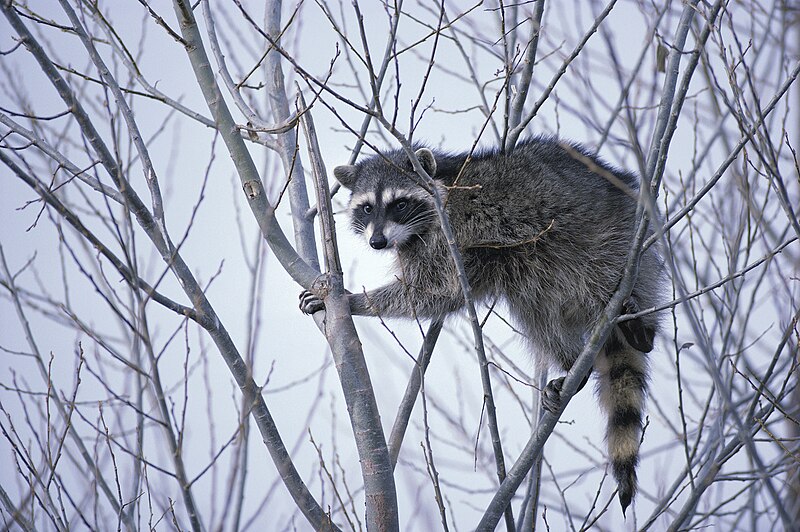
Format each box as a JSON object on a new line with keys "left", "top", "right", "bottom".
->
{"left": 302, "top": 136, "right": 664, "bottom": 513}
{"left": 414, "top": 147, "right": 437, "bottom": 177}
{"left": 333, "top": 164, "right": 358, "bottom": 188}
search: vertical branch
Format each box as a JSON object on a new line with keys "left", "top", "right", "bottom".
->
{"left": 260, "top": 0, "right": 320, "bottom": 269}
{"left": 515, "top": 369, "right": 547, "bottom": 532}
{"left": 227, "top": 237, "right": 269, "bottom": 532}
{"left": 346, "top": 0, "right": 405, "bottom": 161}
{"left": 789, "top": 330, "right": 800, "bottom": 527}
{"left": 201, "top": 0, "right": 299, "bottom": 135}
{"left": 642, "top": 0, "right": 700, "bottom": 187}
{"left": 170, "top": 0, "right": 319, "bottom": 289}
{"left": 387, "top": 318, "right": 444, "bottom": 469}
{"left": 505, "top": 0, "right": 617, "bottom": 150}
{"left": 408, "top": 0, "right": 446, "bottom": 142}
{"left": 420, "top": 373, "right": 450, "bottom": 532}
{"left": 305, "top": 0, "right": 406, "bottom": 218}
{"left": 789, "top": 12, "right": 800, "bottom": 520}
{"left": 299, "top": 93, "right": 399, "bottom": 532}
{"left": 506, "top": 0, "right": 545, "bottom": 138}
{"left": 498, "top": 0, "right": 513, "bottom": 149}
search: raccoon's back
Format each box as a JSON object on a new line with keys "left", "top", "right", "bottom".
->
{"left": 441, "top": 139, "right": 643, "bottom": 303}
{"left": 448, "top": 140, "right": 633, "bottom": 225}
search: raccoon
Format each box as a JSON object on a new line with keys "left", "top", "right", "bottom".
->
{"left": 300, "top": 136, "right": 664, "bottom": 513}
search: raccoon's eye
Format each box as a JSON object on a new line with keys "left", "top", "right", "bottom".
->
{"left": 362, "top": 204, "right": 373, "bottom": 214}
{"left": 395, "top": 200, "right": 408, "bottom": 211}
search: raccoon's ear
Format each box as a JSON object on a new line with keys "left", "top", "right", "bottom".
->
{"left": 414, "top": 148, "right": 437, "bottom": 177}
{"left": 333, "top": 165, "right": 358, "bottom": 188}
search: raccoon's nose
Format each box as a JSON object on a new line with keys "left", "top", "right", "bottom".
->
{"left": 369, "top": 233, "right": 388, "bottom": 249}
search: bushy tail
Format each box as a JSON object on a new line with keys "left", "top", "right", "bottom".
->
{"left": 596, "top": 331, "right": 649, "bottom": 515}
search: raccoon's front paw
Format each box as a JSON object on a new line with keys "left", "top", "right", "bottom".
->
{"left": 299, "top": 290, "right": 325, "bottom": 314}
{"left": 542, "top": 376, "right": 565, "bottom": 413}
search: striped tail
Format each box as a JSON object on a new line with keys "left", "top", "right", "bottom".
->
{"left": 596, "top": 331, "right": 649, "bottom": 515}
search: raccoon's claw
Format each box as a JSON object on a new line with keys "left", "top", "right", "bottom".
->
{"left": 619, "top": 297, "right": 655, "bottom": 353}
{"left": 299, "top": 290, "right": 325, "bottom": 314}
{"left": 542, "top": 377, "right": 565, "bottom": 413}
{"left": 542, "top": 373, "right": 591, "bottom": 413}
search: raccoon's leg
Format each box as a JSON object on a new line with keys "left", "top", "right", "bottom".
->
{"left": 541, "top": 372, "right": 590, "bottom": 413}
{"left": 507, "top": 300, "right": 593, "bottom": 412}
{"left": 300, "top": 280, "right": 464, "bottom": 319}
{"left": 595, "top": 331, "right": 649, "bottom": 515}
{"left": 618, "top": 296, "right": 656, "bottom": 353}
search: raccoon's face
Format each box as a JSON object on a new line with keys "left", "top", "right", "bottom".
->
{"left": 347, "top": 187, "right": 436, "bottom": 249}
{"left": 333, "top": 148, "right": 439, "bottom": 250}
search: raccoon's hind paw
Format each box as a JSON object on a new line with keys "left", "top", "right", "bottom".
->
{"left": 542, "top": 373, "right": 591, "bottom": 413}
{"left": 299, "top": 290, "right": 325, "bottom": 314}
{"left": 619, "top": 297, "right": 655, "bottom": 353}
{"left": 542, "top": 377, "right": 565, "bottom": 413}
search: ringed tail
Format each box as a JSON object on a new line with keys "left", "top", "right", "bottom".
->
{"left": 596, "top": 331, "right": 649, "bottom": 515}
